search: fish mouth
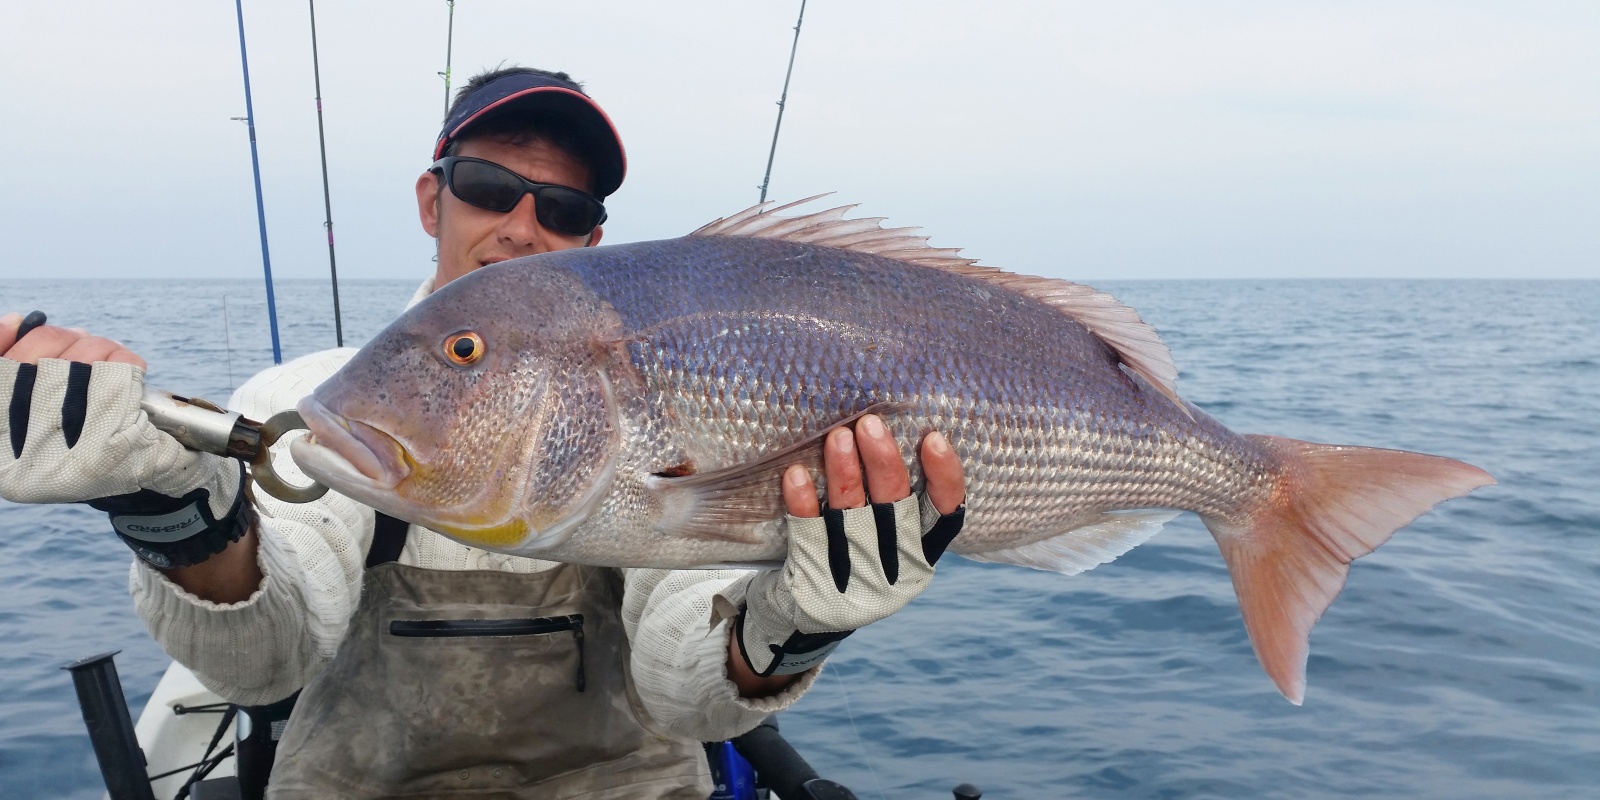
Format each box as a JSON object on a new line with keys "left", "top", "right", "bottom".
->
{"left": 291, "top": 396, "right": 411, "bottom": 490}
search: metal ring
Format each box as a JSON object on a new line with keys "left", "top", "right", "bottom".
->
{"left": 250, "top": 409, "right": 330, "bottom": 503}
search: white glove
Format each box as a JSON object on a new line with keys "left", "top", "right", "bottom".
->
{"left": 720, "top": 492, "right": 965, "bottom": 676}
{"left": 0, "top": 358, "right": 243, "bottom": 568}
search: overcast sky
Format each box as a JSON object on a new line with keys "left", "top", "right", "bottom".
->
{"left": 2, "top": 1, "right": 1596, "bottom": 283}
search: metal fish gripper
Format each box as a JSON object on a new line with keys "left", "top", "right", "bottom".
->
{"left": 138, "top": 387, "right": 328, "bottom": 504}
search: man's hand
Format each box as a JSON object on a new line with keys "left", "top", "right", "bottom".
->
{"left": 1, "top": 312, "right": 146, "bottom": 368}
{"left": 0, "top": 312, "right": 189, "bottom": 506}
{"left": 726, "top": 413, "right": 966, "bottom": 695}
{"left": 0, "top": 312, "right": 258, "bottom": 596}
{"left": 782, "top": 413, "right": 965, "bottom": 518}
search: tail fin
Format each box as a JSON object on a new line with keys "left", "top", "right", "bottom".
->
{"left": 1202, "top": 435, "right": 1494, "bottom": 705}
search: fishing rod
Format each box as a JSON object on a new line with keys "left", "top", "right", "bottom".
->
{"left": 231, "top": 0, "right": 283, "bottom": 365}
{"left": 758, "top": 0, "right": 807, "bottom": 204}
{"left": 440, "top": 0, "right": 456, "bottom": 114}
{"left": 307, "top": 0, "right": 345, "bottom": 348}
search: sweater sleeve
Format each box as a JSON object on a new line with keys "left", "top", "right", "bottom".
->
{"left": 129, "top": 348, "right": 373, "bottom": 706}
{"left": 621, "top": 567, "right": 821, "bottom": 742}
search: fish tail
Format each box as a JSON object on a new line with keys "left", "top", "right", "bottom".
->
{"left": 1201, "top": 435, "right": 1494, "bottom": 705}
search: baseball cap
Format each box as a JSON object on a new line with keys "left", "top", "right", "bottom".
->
{"left": 434, "top": 70, "right": 627, "bottom": 199}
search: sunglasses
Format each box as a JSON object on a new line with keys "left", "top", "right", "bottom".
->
{"left": 430, "top": 156, "right": 609, "bottom": 237}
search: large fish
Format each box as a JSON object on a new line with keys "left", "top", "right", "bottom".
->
{"left": 292, "top": 201, "right": 1493, "bottom": 703}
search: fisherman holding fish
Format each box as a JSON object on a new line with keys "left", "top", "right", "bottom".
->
{"left": 0, "top": 68, "right": 968, "bottom": 797}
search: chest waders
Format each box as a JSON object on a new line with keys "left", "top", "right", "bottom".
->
{"left": 266, "top": 513, "right": 712, "bottom": 799}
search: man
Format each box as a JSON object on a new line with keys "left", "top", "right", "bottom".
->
{"left": 0, "top": 67, "right": 964, "bottom": 798}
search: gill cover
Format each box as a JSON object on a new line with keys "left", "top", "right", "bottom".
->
{"left": 435, "top": 369, "right": 622, "bottom": 552}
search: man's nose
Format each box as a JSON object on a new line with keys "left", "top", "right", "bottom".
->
{"left": 495, "top": 192, "right": 546, "bottom": 251}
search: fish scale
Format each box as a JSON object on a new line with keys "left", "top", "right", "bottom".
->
{"left": 551, "top": 236, "right": 1267, "bottom": 554}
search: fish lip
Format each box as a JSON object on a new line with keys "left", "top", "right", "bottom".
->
{"left": 292, "top": 396, "right": 410, "bottom": 489}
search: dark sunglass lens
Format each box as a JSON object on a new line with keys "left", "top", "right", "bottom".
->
{"left": 451, "top": 160, "right": 523, "bottom": 212}
{"left": 537, "top": 188, "right": 602, "bottom": 236}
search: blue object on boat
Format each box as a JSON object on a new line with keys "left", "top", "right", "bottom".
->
{"left": 706, "top": 740, "right": 758, "bottom": 800}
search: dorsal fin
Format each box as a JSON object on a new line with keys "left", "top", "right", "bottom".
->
{"left": 690, "top": 198, "right": 1185, "bottom": 410}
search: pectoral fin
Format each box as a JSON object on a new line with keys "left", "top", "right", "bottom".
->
{"left": 647, "top": 402, "right": 909, "bottom": 544}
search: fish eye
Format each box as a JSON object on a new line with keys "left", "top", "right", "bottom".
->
{"left": 444, "top": 331, "right": 485, "bottom": 366}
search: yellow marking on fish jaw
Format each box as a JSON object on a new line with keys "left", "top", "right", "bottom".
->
{"left": 430, "top": 506, "right": 581, "bottom": 550}
{"left": 431, "top": 517, "right": 530, "bottom": 549}
{"left": 397, "top": 460, "right": 531, "bottom": 548}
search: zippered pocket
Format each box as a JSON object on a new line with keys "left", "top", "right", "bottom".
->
{"left": 389, "top": 614, "right": 586, "bottom": 691}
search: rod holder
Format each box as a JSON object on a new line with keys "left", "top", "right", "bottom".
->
{"left": 730, "top": 715, "right": 856, "bottom": 800}
{"left": 63, "top": 651, "right": 156, "bottom": 800}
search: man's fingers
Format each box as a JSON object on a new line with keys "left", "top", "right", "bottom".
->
{"left": 920, "top": 431, "right": 966, "bottom": 516}
{"left": 105, "top": 349, "right": 146, "bottom": 367}
{"left": 0, "top": 324, "right": 145, "bottom": 369}
{"left": 793, "top": 420, "right": 963, "bottom": 517}
{"left": 58, "top": 337, "right": 123, "bottom": 366}
{"left": 782, "top": 463, "right": 821, "bottom": 518}
{"left": 4, "top": 325, "right": 82, "bottom": 364}
{"left": 856, "top": 414, "right": 911, "bottom": 504}
{"left": 95, "top": 340, "right": 144, "bottom": 369}
{"left": 824, "top": 427, "right": 866, "bottom": 509}
{"left": 0, "top": 312, "right": 21, "bottom": 356}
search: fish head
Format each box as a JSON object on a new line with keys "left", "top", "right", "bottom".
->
{"left": 291, "top": 259, "right": 625, "bottom": 555}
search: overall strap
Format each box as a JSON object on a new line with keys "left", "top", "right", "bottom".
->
{"left": 366, "top": 512, "right": 410, "bottom": 568}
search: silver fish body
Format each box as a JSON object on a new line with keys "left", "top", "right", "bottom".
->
{"left": 292, "top": 204, "right": 1492, "bottom": 702}
{"left": 552, "top": 235, "right": 1267, "bottom": 565}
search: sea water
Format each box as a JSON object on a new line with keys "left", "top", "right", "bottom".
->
{"left": 0, "top": 278, "right": 1595, "bottom": 799}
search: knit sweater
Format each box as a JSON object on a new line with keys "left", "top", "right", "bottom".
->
{"left": 129, "top": 281, "right": 817, "bottom": 744}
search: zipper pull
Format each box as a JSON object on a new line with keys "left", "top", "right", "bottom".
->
{"left": 571, "top": 615, "right": 586, "bottom": 692}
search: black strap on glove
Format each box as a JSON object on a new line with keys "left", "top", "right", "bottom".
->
{"left": 8, "top": 362, "right": 41, "bottom": 458}
{"left": 87, "top": 462, "right": 252, "bottom": 570}
{"left": 7, "top": 311, "right": 88, "bottom": 457}
{"left": 746, "top": 627, "right": 855, "bottom": 677}
{"left": 921, "top": 503, "right": 965, "bottom": 565}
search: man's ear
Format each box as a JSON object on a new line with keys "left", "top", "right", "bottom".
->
{"left": 416, "top": 171, "right": 441, "bottom": 237}
{"left": 586, "top": 225, "right": 604, "bottom": 247}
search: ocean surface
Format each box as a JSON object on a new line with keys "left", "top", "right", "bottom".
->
{"left": 0, "top": 278, "right": 1595, "bottom": 799}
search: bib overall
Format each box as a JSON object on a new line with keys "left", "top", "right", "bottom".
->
{"left": 267, "top": 518, "right": 712, "bottom": 799}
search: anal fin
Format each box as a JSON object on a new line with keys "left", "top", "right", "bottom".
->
{"left": 962, "top": 510, "right": 1179, "bottom": 575}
